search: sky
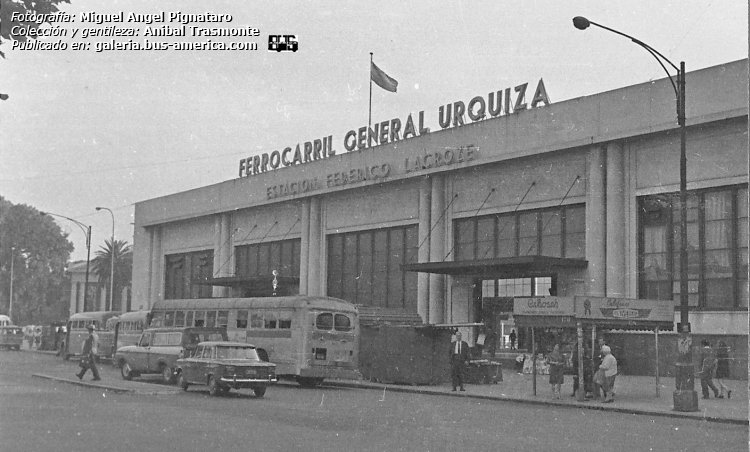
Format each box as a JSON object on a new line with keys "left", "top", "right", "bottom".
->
{"left": 1, "top": 0, "right": 747, "bottom": 262}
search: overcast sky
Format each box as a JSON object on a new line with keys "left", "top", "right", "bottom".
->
{"left": 1, "top": 0, "right": 747, "bottom": 262}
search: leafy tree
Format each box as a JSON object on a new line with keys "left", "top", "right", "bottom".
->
{"left": 91, "top": 239, "right": 132, "bottom": 312}
{"left": 0, "top": 196, "right": 73, "bottom": 324}
{"left": 0, "top": 0, "right": 70, "bottom": 58}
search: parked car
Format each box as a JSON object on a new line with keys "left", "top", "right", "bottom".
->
{"left": 114, "top": 327, "right": 227, "bottom": 384}
{"left": 176, "top": 341, "right": 277, "bottom": 397}
{"left": 0, "top": 325, "right": 24, "bottom": 350}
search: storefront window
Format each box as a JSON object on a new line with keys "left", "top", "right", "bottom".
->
{"left": 327, "top": 224, "right": 418, "bottom": 310}
{"left": 638, "top": 185, "right": 747, "bottom": 309}
{"left": 454, "top": 204, "right": 585, "bottom": 260}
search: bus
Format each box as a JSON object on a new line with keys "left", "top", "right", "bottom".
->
{"left": 149, "top": 296, "right": 359, "bottom": 387}
{"left": 112, "top": 310, "right": 149, "bottom": 352}
{"left": 63, "top": 311, "right": 121, "bottom": 361}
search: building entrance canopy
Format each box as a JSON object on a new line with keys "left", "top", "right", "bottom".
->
{"left": 401, "top": 256, "right": 587, "bottom": 279}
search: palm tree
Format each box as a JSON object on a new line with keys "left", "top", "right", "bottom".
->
{"left": 91, "top": 239, "right": 132, "bottom": 311}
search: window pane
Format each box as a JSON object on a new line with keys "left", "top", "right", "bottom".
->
{"left": 540, "top": 211, "right": 561, "bottom": 257}
{"left": 519, "top": 212, "right": 538, "bottom": 255}
{"left": 496, "top": 215, "right": 516, "bottom": 257}
{"left": 372, "top": 230, "right": 388, "bottom": 307}
{"left": 316, "top": 313, "right": 333, "bottom": 330}
{"left": 455, "top": 219, "right": 475, "bottom": 260}
{"left": 476, "top": 217, "right": 495, "bottom": 259}
{"left": 404, "top": 226, "right": 419, "bottom": 310}
{"left": 174, "top": 311, "right": 185, "bottom": 327}
{"left": 387, "top": 228, "right": 405, "bottom": 308}
{"left": 357, "top": 233, "right": 373, "bottom": 304}
{"left": 327, "top": 234, "right": 343, "bottom": 299}
{"left": 334, "top": 314, "right": 352, "bottom": 331}
{"left": 341, "top": 234, "right": 358, "bottom": 302}
{"left": 250, "top": 313, "right": 263, "bottom": 329}
{"left": 206, "top": 311, "right": 216, "bottom": 328}
{"left": 236, "top": 310, "right": 248, "bottom": 329}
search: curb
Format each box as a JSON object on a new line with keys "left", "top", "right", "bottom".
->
{"left": 323, "top": 381, "right": 749, "bottom": 426}
{"left": 31, "top": 374, "right": 178, "bottom": 396}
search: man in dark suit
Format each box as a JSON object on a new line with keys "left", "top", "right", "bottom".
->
{"left": 450, "top": 331, "right": 470, "bottom": 391}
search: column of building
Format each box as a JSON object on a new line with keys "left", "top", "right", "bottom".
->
{"left": 212, "top": 213, "right": 233, "bottom": 298}
{"left": 606, "top": 142, "right": 626, "bottom": 297}
{"left": 586, "top": 146, "right": 607, "bottom": 297}
{"left": 417, "top": 177, "right": 431, "bottom": 322}
{"left": 429, "top": 175, "right": 446, "bottom": 324}
{"left": 148, "top": 226, "right": 162, "bottom": 310}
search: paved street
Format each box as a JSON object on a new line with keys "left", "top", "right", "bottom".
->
{"left": 1, "top": 350, "right": 747, "bottom": 451}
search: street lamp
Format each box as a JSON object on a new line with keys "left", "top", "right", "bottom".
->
{"left": 8, "top": 246, "right": 15, "bottom": 323}
{"left": 41, "top": 212, "right": 92, "bottom": 313}
{"left": 95, "top": 207, "right": 115, "bottom": 311}
{"left": 572, "top": 16, "right": 696, "bottom": 411}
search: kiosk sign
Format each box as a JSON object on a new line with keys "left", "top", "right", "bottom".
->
{"left": 574, "top": 296, "right": 673, "bottom": 322}
{"left": 514, "top": 297, "right": 575, "bottom": 316}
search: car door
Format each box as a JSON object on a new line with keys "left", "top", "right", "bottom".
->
{"left": 130, "top": 332, "right": 152, "bottom": 371}
{"left": 193, "top": 345, "right": 211, "bottom": 384}
{"left": 182, "top": 344, "right": 202, "bottom": 383}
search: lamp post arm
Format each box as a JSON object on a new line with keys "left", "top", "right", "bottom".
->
{"left": 586, "top": 20, "right": 681, "bottom": 98}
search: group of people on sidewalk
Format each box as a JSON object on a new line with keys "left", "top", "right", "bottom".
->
{"left": 553, "top": 338, "right": 617, "bottom": 403}
{"left": 697, "top": 339, "right": 733, "bottom": 400}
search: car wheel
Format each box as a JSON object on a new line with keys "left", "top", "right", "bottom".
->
{"left": 178, "top": 373, "right": 189, "bottom": 391}
{"left": 121, "top": 361, "right": 134, "bottom": 380}
{"left": 161, "top": 365, "right": 174, "bottom": 384}
{"left": 208, "top": 376, "right": 221, "bottom": 396}
{"left": 253, "top": 386, "right": 267, "bottom": 398}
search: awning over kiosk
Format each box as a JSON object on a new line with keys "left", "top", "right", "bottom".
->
{"left": 401, "top": 256, "right": 587, "bottom": 278}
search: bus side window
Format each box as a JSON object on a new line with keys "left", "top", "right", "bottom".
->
{"left": 250, "top": 313, "right": 263, "bottom": 329}
{"left": 194, "top": 311, "right": 205, "bottom": 327}
{"left": 217, "top": 310, "right": 229, "bottom": 328}
{"left": 151, "top": 312, "right": 165, "bottom": 327}
{"left": 278, "top": 317, "right": 291, "bottom": 329}
{"left": 139, "top": 333, "right": 151, "bottom": 347}
{"left": 264, "top": 313, "right": 277, "bottom": 329}
{"left": 175, "top": 311, "right": 185, "bottom": 327}
{"left": 334, "top": 314, "right": 352, "bottom": 332}
{"left": 316, "top": 313, "right": 333, "bottom": 330}
{"left": 236, "top": 310, "right": 248, "bottom": 329}
{"left": 164, "top": 311, "right": 175, "bottom": 327}
{"left": 185, "top": 311, "right": 194, "bottom": 327}
{"left": 206, "top": 311, "right": 217, "bottom": 328}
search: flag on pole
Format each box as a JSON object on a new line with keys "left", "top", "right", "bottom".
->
{"left": 370, "top": 61, "right": 398, "bottom": 93}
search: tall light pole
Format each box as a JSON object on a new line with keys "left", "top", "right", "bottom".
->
{"left": 96, "top": 207, "right": 115, "bottom": 311}
{"left": 41, "top": 212, "right": 92, "bottom": 313}
{"left": 8, "top": 246, "right": 15, "bottom": 323}
{"left": 572, "top": 16, "right": 696, "bottom": 411}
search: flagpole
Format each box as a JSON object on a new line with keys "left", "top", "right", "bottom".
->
{"left": 368, "top": 52, "right": 373, "bottom": 149}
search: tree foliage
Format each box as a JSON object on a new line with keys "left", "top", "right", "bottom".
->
{"left": 0, "top": 0, "right": 70, "bottom": 58}
{"left": 91, "top": 239, "right": 132, "bottom": 312}
{"left": 0, "top": 196, "right": 74, "bottom": 324}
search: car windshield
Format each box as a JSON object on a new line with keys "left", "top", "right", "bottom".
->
{"left": 215, "top": 346, "right": 259, "bottom": 360}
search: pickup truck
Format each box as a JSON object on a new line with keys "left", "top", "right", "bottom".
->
{"left": 114, "top": 327, "right": 227, "bottom": 384}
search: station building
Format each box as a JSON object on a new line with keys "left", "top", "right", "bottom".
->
{"left": 131, "top": 59, "right": 748, "bottom": 375}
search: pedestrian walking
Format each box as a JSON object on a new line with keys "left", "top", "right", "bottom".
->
{"left": 697, "top": 339, "right": 720, "bottom": 399}
{"left": 76, "top": 324, "right": 100, "bottom": 381}
{"left": 715, "top": 340, "right": 732, "bottom": 399}
{"left": 509, "top": 329, "right": 516, "bottom": 350}
{"left": 547, "top": 344, "right": 564, "bottom": 399}
{"left": 450, "top": 331, "right": 469, "bottom": 392}
{"left": 598, "top": 345, "right": 617, "bottom": 403}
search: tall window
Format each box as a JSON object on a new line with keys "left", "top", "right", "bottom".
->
{"left": 638, "top": 185, "right": 748, "bottom": 310}
{"left": 327, "top": 225, "right": 418, "bottom": 310}
{"left": 235, "top": 239, "right": 300, "bottom": 278}
{"left": 164, "top": 250, "right": 214, "bottom": 299}
{"left": 454, "top": 204, "right": 585, "bottom": 260}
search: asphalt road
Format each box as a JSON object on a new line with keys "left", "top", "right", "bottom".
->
{"left": 1, "top": 351, "right": 746, "bottom": 452}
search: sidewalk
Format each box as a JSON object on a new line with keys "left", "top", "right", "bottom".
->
{"left": 26, "top": 348, "right": 747, "bottom": 425}
{"left": 326, "top": 370, "right": 748, "bottom": 425}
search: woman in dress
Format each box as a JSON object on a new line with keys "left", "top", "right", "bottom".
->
{"left": 715, "top": 340, "right": 732, "bottom": 399}
{"left": 548, "top": 344, "right": 564, "bottom": 399}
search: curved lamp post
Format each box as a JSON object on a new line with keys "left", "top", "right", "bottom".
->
{"left": 95, "top": 207, "right": 115, "bottom": 311}
{"left": 573, "top": 16, "right": 695, "bottom": 411}
{"left": 41, "top": 212, "right": 92, "bottom": 313}
{"left": 8, "top": 246, "right": 15, "bottom": 323}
